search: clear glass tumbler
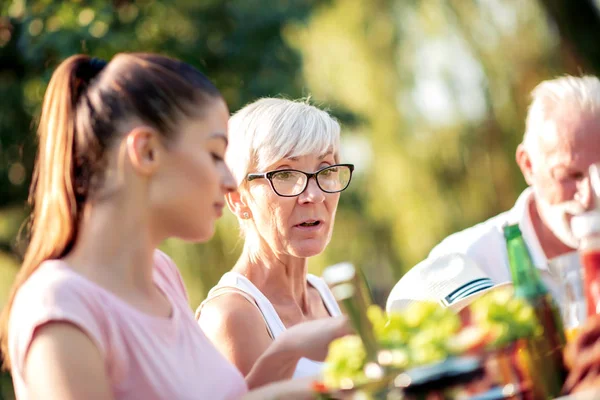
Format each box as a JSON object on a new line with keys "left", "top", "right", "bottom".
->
{"left": 547, "top": 251, "right": 587, "bottom": 342}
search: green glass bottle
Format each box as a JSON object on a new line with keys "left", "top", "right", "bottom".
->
{"left": 323, "top": 263, "right": 395, "bottom": 397}
{"left": 504, "top": 223, "right": 566, "bottom": 399}
{"left": 323, "top": 262, "right": 380, "bottom": 362}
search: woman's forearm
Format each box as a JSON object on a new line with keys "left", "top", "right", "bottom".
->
{"left": 245, "top": 316, "right": 349, "bottom": 389}
{"left": 245, "top": 335, "right": 303, "bottom": 389}
{"left": 242, "top": 377, "right": 315, "bottom": 400}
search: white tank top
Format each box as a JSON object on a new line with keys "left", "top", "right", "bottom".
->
{"left": 197, "top": 271, "right": 342, "bottom": 379}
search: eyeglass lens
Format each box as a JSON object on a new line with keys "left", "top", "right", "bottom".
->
{"left": 271, "top": 165, "right": 351, "bottom": 196}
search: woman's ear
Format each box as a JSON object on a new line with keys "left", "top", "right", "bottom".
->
{"left": 226, "top": 190, "right": 251, "bottom": 219}
{"left": 125, "top": 126, "right": 163, "bottom": 176}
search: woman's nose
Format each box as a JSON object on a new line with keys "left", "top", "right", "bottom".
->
{"left": 299, "top": 177, "right": 325, "bottom": 203}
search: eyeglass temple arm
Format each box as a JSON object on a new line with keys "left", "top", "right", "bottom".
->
{"left": 247, "top": 173, "right": 265, "bottom": 182}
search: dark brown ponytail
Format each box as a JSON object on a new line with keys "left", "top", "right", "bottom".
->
{"left": 0, "top": 53, "right": 220, "bottom": 370}
{"left": 0, "top": 55, "right": 105, "bottom": 369}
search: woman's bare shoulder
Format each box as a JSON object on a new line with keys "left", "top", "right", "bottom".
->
{"left": 198, "top": 291, "right": 273, "bottom": 375}
{"left": 199, "top": 290, "right": 264, "bottom": 327}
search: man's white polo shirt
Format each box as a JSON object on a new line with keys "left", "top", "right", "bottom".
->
{"left": 424, "top": 187, "right": 561, "bottom": 301}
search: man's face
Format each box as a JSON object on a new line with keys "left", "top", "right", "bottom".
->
{"left": 519, "top": 106, "right": 600, "bottom": 247}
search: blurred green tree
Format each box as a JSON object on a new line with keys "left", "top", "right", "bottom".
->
{"left": 2, "top": 0, "right": 600, "bottom": 322}
{"left": 537, "top": 0, "right": 600, "bottom": 74}
{"left": 1, "top": 0, "right": 600, "bottom": 396}
{"left": 0, "top": 0, "right": 328, "bottom": 310}
{"left": 285, "top": 0, "right": 600, "bottom": 290}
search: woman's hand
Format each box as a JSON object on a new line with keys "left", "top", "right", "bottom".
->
{"left": 564, "top": 315, "right": 600, "bottom": 394}
{"left": 278, "top": 316, "right": 352, "bottom": 362}
{"left": 246, "top": 316, "right": 351, "bottom": 389}
{"left": 242, "top": 377, "right": 316, "bottom": 400}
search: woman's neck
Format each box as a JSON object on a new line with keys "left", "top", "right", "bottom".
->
{"left": 235, "top": 241, "right": 311, "bottom": 311}
{"left": 62, "top": 195, "right": 159, "bottom": 295}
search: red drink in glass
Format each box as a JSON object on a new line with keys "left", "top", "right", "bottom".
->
{"left": 582, "top": 251, "right": 600, "bottom": 316}
{"left": 572, "top": 211, "right": 600, "bottom": 318}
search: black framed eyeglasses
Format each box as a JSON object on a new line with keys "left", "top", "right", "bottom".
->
{"left": 247, "top": 164, "right": 355, "bottom": 197}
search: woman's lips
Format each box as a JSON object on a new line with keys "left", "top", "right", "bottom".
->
{"left": 293, "top": 220, "right": 324, "bottom": 231}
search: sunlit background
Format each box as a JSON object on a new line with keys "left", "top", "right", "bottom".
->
{"left": 1, "top": 0, "right": 600, "bottom": 397}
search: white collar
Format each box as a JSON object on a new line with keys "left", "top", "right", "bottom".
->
{"left": 509, "top": 187, "right": 548, "bottom": 269}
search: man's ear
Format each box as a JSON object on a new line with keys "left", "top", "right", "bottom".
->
{"left": 516, "top": 143, "right": 535, "bottom": 186}
{"left": 226, "top": 190, "right": 251, "bottom": 219}
{"left": 125, "top": 127, "right": 163, "bottom": 176}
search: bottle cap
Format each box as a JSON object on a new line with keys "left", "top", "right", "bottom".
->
{"left": 503, "top": 223, "right": 522, "bottom": 240}
{"left": 571, "top": 210, "right": 600, "bottom": 239}
{"left": 323, "top": 262, "right": 356, "bottom": 287}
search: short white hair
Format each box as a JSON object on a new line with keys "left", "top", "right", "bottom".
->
{"left": 523, "top": 75, "right": 600, "bottom": 155}
{"left": 226, "top": 98, "right": 341, "bottom": 187}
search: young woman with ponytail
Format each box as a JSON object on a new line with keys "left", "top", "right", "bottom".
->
{"left": 0, "top": 54, "right": 348, "bottom": 400}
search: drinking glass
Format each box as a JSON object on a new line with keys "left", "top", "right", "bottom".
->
{"left": 547, "top": 251, "right": 587, "bottom": 341}
{"left": 590, "top": 162, "right": 600, "bottom": 209}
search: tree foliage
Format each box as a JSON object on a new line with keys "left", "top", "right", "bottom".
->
{"left": 1, "top": 0, "right": 600, "bottom": 397}
{"left": 285, "top": 0, "right": 598, "bottom": 293}
{"left": 0, "top": 0, "right": 323, "bottom": 308}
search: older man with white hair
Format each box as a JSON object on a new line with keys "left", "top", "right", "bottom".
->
{"left": 387, "top": 75, "right": 600, "bottom": 312}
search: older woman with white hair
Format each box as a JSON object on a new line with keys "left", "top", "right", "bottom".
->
{"left": 196, "top": 98, "right": 354, "bottom": 381}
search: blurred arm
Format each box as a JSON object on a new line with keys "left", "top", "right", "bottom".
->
{"left": 199, "top": 294, "right": 350, "bottom": 389}
{"left": 23, "top": 322, "right": 113, "bottom": 400}
{"left": 246, "top": 316, "right": 350, "bottom": 389}
{"left": 242, "top": 377, "right": 315, "bottom": 400}
{"left": 564, "top": 315, "right": 600, "bottom": 394}
{"left": 198, "top": 293, "right": 276, "bottom": 377}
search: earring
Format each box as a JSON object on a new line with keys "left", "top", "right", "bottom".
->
{"left": 243, "top": 212, "right": 249, "bottom": 219}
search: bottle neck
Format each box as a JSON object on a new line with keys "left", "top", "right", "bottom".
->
{"left": 507, "top": 236, "right": 548, "bottom": 298}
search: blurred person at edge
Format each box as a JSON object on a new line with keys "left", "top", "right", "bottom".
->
{"left": 564, "top": 314, "right": 600, "bottom": 394}
{"left": 391, "top": 75, "right": 600, "bottom": 303}
{"left": 196, "top": 98, "right": 354, "bottom": 381}
{"left": 0, "top": 54, "right": 350, "bottom": 400}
